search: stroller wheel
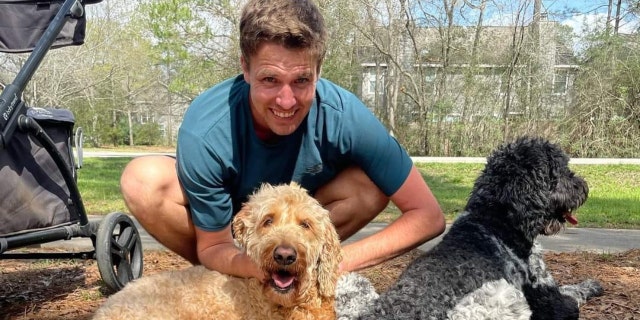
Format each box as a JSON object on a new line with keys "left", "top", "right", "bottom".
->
{"left": 96, "top": 212, "right": 144, "bottom": 292}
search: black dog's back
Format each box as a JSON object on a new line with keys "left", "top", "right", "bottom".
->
{"left": 367, "top": 213, "right": 521, "bottom": 319}
{"left": 356, "top": 136, "right": 601, "bottom": 320}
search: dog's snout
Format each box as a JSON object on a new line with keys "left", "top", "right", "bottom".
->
{"left": 273, "top": 245, "right": 297, "bottom": 265}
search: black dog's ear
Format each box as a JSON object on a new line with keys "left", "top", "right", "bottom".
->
{"left": 543, "top": 139, "right": 570, "bottom": 181}
{"left": 472, "top": 137, "right": 554, "bottom": 205}
{"left": 539, "top": 138, "right": 589, "bottom": 213}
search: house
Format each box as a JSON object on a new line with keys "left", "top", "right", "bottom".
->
{"left": 358, "top": 15, "right": 578, "bottom": 122}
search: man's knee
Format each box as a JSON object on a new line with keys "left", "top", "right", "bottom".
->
{"left": 330, "top": 166, "right": 388, "bottom": 211}
{"left": 316, "top": 166, "right": 389, "bottom": 238}
{"left": 121, "top": 157, "right": 152, "bottom": 202}
{"left": 120, "top": 156, "right": 179, "bottom": 217}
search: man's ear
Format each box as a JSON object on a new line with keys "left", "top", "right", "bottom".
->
{"left": 241, "top": 55, "right": 250, "bottom": 83}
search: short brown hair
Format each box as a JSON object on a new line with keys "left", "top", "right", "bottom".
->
{"left": 239, "top": 0, "right": 327, "bottom": 70}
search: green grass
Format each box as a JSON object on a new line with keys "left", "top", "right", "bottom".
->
{"left": 76, "top": 158, "right": 640, "bottom": 229}
{"left": 571, "top": 165, "right": 640, "bottom": 228}
{"left": 76, "top": 157, "right": 131, "bottom": 215}
{"left": 377, "top": 163, "right": 640, "bottom": 229}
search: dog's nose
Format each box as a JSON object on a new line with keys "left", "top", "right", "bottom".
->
{"left": 273, "top": 245, "right": 297, "bottom": 265}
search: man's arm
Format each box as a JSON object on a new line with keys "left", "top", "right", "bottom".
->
{"left": 195, "top": 224, "right": 266, "bottom": 281}
{"left": 339, "top": 165, "right": 445, "bottom": 272}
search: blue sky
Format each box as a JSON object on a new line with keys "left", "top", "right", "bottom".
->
{"left": 476, "top": 0, "right": 637, "bottom": 53}
{"left": 480, "top": 0, "right": 637, "bottom": 33}
{"left": 548, "top": 1, "right": 638, "bottom": 54}
{"left": 544, "top": 0, "right": 610, "bottom": 14}
{"left": 545, "top": 0, "right": 638, "bottom": 34}
{"left": 470, "top": 0, "right": 638, "bottom": 54}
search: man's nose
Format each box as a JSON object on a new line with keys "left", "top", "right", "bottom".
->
{"left": 276, "top": 85, "right": 296, "bottom": 109}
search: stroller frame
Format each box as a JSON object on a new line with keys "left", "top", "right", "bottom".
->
{"left": 0, "top": 0, "right": 143, "bottom": 292}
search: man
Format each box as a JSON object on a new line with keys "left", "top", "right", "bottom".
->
{"left": 120, "top": 0, "right": 445, "bottom": 281}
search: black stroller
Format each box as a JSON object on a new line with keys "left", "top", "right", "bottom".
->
{"left": 0, "top": 0, "right": 143, "bottom": 292}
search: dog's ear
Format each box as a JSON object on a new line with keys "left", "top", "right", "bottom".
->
{"left": 317, "top": 213, "right": 343, "bottom": 298}
{"left": 232, "top": 205, "right": 253, "bottom": 248}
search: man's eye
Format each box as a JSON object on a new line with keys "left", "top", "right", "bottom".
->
{"left": 295, "top": 78, "right": 309, "bottom": 84}
{"left": 263, "top": 77, "right": 276, "bottom": 83}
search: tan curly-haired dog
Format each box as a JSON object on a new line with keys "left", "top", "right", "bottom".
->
{"left": 93, "top": 182, "right": 342, "bottom": 320}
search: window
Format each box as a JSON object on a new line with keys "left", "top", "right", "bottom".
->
{"left": 552, "top": 69, "right": 569, "bottom": 95}
{"left": 425, "top": 68, "right": 437, "bottom": 83}
{"left": 368, "top": 76, "right": 376, "bottom": 95}
{"left": 498, "top": 69, "right": 517, "bottom": 95}
{"left": 364, "top": 70, "right": 384, "bottom": 95}
{"left": 499, "top": 73, "right": 510, "bottom": 94}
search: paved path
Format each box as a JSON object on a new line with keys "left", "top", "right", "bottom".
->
{"left": 41, "top": 217, "right": 640, "bottom": 254}
{"left": 345, "top": 223, "right": 640, "bottom": 253}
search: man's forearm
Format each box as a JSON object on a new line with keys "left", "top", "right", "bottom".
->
{"left": 198, "top": 244, "right": 264, "bottom": 281}
{"left": 340, "top": 209, "right": 444, "bottom": 272}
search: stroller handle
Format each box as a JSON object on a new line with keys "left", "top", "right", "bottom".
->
{"left": 0, "top": 0, "right": 83, "bottom": 149}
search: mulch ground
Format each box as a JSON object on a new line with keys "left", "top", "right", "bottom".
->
{"left": 1, "top": 248, "right": 639, "bottom": 319}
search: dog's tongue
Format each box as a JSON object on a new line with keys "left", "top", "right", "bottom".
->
{"left": 564, "top": 212, "right": 578, "bottom": 225}
{"left": 272, "top": 272, "right": 295, "bottom": 289}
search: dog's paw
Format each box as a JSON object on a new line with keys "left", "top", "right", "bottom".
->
{"left": 559, "top": 279, "right": 603, "bottom": 306}
{"left": 579, "top": 279, "right": 604, "bottom": 299}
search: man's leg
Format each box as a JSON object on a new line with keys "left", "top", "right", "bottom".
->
{"left": 120, "top": 156, "right": 198, "bottom": 263}
{"left": 314, "top": 166, "right": 389, "bottom": 241}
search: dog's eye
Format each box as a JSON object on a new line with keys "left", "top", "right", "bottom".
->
{"left": 262, "top": 217, "right": 273, "bottom": 227}
{"left": 300, "top": 220, "right": 311, "bottom": 229}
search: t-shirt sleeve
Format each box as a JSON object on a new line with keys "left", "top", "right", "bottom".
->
{"left": 176, "top": 129, "right": 233, "bottom": 231}
{"left": 340, "top": 95, "right": 413, "bottom": 196}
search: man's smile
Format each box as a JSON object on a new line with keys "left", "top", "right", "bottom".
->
{"left": 272, "top": 109, "right": 296, "bottom": 118}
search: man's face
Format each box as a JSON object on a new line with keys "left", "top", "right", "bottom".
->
{"left": 242, "top": 42, "right": 318, "bottom": 138}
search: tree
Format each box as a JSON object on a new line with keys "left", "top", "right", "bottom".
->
{"left": 568, "top": 32, "right": 640, "bottom": 157}
{"left": 137, "top": 0, "right": 243, "bottom": 145}
{"left": 316, "top": 0, "right": 363, "bottom": 92}
{"left": 3, "top": 0, "right": 635, "bottom": 157}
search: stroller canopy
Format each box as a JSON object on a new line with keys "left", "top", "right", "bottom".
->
{"left": 0, "top": 0, "right": 103, "bottom": 53}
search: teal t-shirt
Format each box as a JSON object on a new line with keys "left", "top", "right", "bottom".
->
{"left": 176, "top": 75, "right": 412, "bottom": 231}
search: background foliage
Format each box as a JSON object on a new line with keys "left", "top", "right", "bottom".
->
{"left": 0, "top": 0, "right": 638, "bottom": 157}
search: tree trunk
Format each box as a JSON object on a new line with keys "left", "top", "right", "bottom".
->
{"left": 614, "top": 0, "right": 623, "bottom": 34}
{"left": 471, "top": 0, "right": 487, "bottom": 61}
{"left": 607, "top": 0, "right": 614, "bottom": 34}
{"left": 127, "top": 109, "right": 134, "bottom": 146}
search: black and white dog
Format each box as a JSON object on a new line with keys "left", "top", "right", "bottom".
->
{"left": 336, "top": 136, "right": 603, "bottom": 320}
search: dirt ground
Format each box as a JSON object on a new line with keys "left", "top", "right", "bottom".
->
{"left": 1, "top": 248, "right": 639, "bottom": 320}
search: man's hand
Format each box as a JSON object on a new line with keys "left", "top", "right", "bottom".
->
{"left": 195, "top": 224, "right": 266, "bottom": 280}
